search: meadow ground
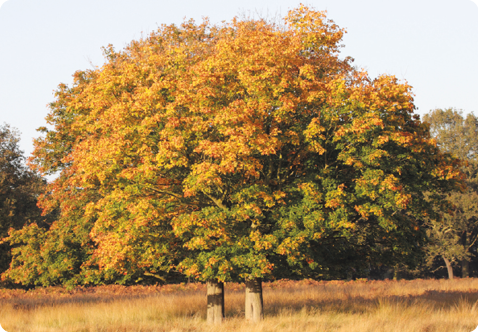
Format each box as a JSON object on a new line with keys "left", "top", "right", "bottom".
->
{"left": 1, "top": 278, "right": 478, "bottom": 332}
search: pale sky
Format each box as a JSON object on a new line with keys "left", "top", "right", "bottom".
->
{"left": 1, "top": 0, "right": 477, "bottom": 158}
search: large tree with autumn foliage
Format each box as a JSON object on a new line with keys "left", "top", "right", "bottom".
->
{"left": 2, "top": 6, "right": 463, "bottom": 322}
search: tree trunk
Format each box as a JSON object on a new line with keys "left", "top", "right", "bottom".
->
{"left": 443, "top": 257, "right": 454, "bottom": 280}
{"left": 461, "top": 231, "right": 470, "bottom": 278}
{"left": 393, "top": 267, "right": 400, "bottom": 281}
{"left": 207, "top": 280, "right": 224, "bottom": 324}
{"left": 245, "top": 278, "right": 263, "bottom": 322}
{"left": 462, "top": 258, "right": 470, "bottom": 278}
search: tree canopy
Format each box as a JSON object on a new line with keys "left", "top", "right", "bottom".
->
{"left": 0, "top": 123, "right": 47, "bottom": 276}
{"left": 423, "top": 108, "right": 478, "bottom": 279}
{"left": 2, "top": 6, "right": 464, "bottom": 287}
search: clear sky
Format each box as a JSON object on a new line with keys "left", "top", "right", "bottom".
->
{"left": 1, "top": 0, "right": 477, "bottom": 157}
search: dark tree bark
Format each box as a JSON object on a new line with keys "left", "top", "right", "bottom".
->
{"left": 443, "top": 257, "right": 454, "bottom": 280}
{"left": 461, "top": 231, "right": 470, "bottom": 278}
{"left": 462, "top": 259, "right": 470, "bottom": 278}
{"left": 393, "top": 267, "right": 401, "bottom": 281}
{"left": 245, "top": 278, "right": 263, "bottom": 322}
{"left": 206, "top": 280, "right": 224, "bottom": 324}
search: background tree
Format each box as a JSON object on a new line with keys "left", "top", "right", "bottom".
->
{"left": 423, "top": 108, "right": 478, "bottom": 278}
{"left": 0, "top": 123, "right": 47, "bottom": 279}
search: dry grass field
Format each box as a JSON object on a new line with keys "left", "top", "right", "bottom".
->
{"left": 1, "top": 278, "right": 478, "bottom": 332}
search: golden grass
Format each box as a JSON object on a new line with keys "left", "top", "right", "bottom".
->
{"left": 1, "top": 278, "right": 478, "bottom": 331}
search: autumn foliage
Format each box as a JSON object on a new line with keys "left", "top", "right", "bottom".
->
{"left": 1, "top": 6, "right": 463, "bottom": 287}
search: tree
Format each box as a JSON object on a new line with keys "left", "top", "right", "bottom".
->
{"left": 424, "top": 108, "right": 478, "bottom": 160}
{"left": 423, "top": 108, "right": 478, "bottom": 279}
{"left": 3, "top": 6, "right": 463, "bottom": 323}
{"left": 0, "top": 123, "right": 47, "bottom": 278}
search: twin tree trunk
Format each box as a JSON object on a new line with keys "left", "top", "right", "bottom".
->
{"left": 245, "top": 278, "right": 264, "bottom": 322}
{"left": 206, "top": 281, "right": 225, "bottom": 324}
{"left": 206, "top": 278, "right": 264, "bottom": 324}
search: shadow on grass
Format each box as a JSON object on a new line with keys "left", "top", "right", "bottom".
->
{"left": 264, "top": 289, "right": 478, "bottom": 316}
{"left": 2, "top": 289, "right": 206, "bottom": 310}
